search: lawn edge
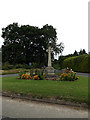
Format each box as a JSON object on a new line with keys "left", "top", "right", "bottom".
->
{"left": 2, "top": 91, "right": 88, "bottom": 109}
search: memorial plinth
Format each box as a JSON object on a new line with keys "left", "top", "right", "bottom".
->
{"left": 45, "top": 66, "right": 55, "bottom": 77}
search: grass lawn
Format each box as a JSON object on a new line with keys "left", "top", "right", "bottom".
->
{"left": 2, "top": 76, "right": 88, "bottom": 104}
{"left": 0, "top": 68, "right": 30, "bottom": 75}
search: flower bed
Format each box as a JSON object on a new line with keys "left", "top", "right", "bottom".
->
{"left": 18, "top": 68, "right": 79, "bottom": 81}
{"left": 18, "top": 73, "right": 40, "bottom": 80}
{"left": 20, "top": 74, "right": 32, "bottom": 80}
{"left": 59, "top": 68, "right": 79, "bottom": 81}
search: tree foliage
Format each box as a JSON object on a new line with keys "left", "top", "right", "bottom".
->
{"left": 79, "top": 49, "right": 87, "bottom": 55}
{"left": 73, "top": 50, "right": 78, "bottom": 56}
{"left": 2, "top": 23, "right": 64, "bottom": 67}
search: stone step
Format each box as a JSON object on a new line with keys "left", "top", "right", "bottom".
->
{"left": 45, "top": 75, "right": 59, "bottom": 80}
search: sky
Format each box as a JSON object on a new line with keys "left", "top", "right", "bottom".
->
{"left": 0, "top": 0, "right": 89, "bottom": 57}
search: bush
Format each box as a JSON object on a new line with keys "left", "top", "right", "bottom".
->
{"left": 33, "top": 75, "right": 39, "bottom": 80}
{"left": 62, "top": 54, "right": 90, "bottom": 73}
{"left": 18, "top": 71, "right": 32, "bottom": 79}
{"left": 21, "top": 74, "right": 32, "bottom": 80}
{"left": 2, "top": 63, "right": 30, "bottom": 70}
{"left": 15, "top": 64, "right": 25, "bottom": 69}
{"left": 53, "top": 64, "right": 61, "bottom": 70}
{"left": 18, "top": 72, "right": 40, "bottom": 80}
{"left": 59, "top": 68, "right": 79, "bottom": 81}
{"left": 18, "top": 69, "right": 44, "bottom": 80}
{"left": 2, "top": 62, "right": 14, "bottom": 70}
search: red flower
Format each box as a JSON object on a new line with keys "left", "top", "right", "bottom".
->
{"left": 66, "top": 70, "right": 69, "bottom": 73}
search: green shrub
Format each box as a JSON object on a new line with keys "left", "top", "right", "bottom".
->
{"left": 15, "top": 64, "right": 25, "bottom": 68}
{"left": 53, "top": 64, "right": 61, "bottom": 70}
{"left": 24, "top": 65, "right": 31, "bottom": 69}
{"left": 2, "top": 63, "right": 29, "bottom": 70}
{"left": 18, "top": 69, "right": 44, "bottom": 80}
{"left": 2, "top": 62, "right": 14, "bottom": 70}
{"left": 13, "top": 64, "right": 31, "bottom": 69}
{"left": 62, "top": 54, "right": 90, "bottom": 73}
{"left": 18, "top": 68, "right": 45, "bottom": 80}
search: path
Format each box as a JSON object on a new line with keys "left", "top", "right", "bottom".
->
{"left": 2, "top": 96, "right": 88, "bottom": 118}
{"left": 0, "top": 74, "right": 18, "bottom": 77}
{"left": 0, "top": 72, "right": 90, "bottom": 78}
{"left": 76, "top": 72, "right": 89, "bottom": 77}
{"left": 56, "top": 70, "right": 90, "bottom": 77}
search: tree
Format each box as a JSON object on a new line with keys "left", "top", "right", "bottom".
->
{"left": 79, "top": 49, "right": 83, "bottom": 55}
{"left": 73, "top": 50, "right": 78, "bottom": 56}
{"left": 41, "top": 24, "right": 64, "bottom": 63}
{"left": 82, "top": 49, "right": 87, "bottom": 54}
{"left": 1, "top": 23, "right": 64, "bottom": 67}
{"left": 79, "top": 49, "right": 87, "bottom": 55}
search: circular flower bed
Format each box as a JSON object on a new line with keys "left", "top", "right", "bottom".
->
{"left": 18, "top": 68, "right": 79, "bottom": 81}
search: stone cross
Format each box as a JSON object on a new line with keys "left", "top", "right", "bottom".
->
{"left": 46, "top": 46, "right": 53, "bottom": 67}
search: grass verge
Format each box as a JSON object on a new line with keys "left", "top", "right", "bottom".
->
{"left": 2, "top": 76, "right": 88, "bottom": 104}
{"left": 0, "top": 68, "right": 30, "bottom": 75}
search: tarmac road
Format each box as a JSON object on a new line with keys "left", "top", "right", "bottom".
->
{"left": 76, "top": 72, "right": 89, "bottom": 77}
{"left": 0, "top": 74, "right": 18, "bottom": 77}
{"left": 0, "top": 72, "right": 90, "bottom": 77}
{"left": 2, "top": 96, "right": 88, "bottom": 118}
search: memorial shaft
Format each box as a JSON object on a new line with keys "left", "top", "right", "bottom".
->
{"left": 48, "top": 46, "right": 51, "bottom": 67}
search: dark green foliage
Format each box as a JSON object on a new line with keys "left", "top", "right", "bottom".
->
{"left": 30, "top": 69, "right": 33, "bottom": 77}
{"left": 73, "top": 50, "right": 78, "bottom": 56}
{"left": 35, "top": 69, "right": 38, "bottom": 75}
{"left": 58, "top": 56, "right": 66, "bottom": 69}
{"left": 38, "top": 69, "right": 44, "bottom": 80}
{"left": 62, "top": 54, "right": 90, "bottom": 73}
{"left": 53, "top": 64, "right": 61, "bottom": 70}
{"left": 2, "top": 62, "right": 14, "bottom": 70}
{"left": 53, "top": 59, "right": 61, "bottom": 70}
{"left": 79, "top": 49, "right": 87, "bottom": 55}
{"left": 2, "top": 63, "right": 31, "bottom": 70}
{"left": 31, "top": 68, "right": 44, "bottom": 80}
{"left": 1, "top": 23, "right": 64, "bottom": 67}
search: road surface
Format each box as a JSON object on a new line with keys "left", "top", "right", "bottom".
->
{"left": 0, "top": 72, "right": 90, "bottom": 78}
{"left": 0, "top": 74, "right": 18, "bottom": 77}
{"left": 76, "top": 72, "right": 89, "bottom": 77}
{"left": 2, "top": 96, "right": 88, "bottom": 118}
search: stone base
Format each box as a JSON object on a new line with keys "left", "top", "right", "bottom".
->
{"left": 45, "top": 66, "right": 55, "bottom": 77}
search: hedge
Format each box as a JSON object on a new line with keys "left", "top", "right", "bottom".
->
{"left": 62, "top": 54, "right": 90, "bottom": 73}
